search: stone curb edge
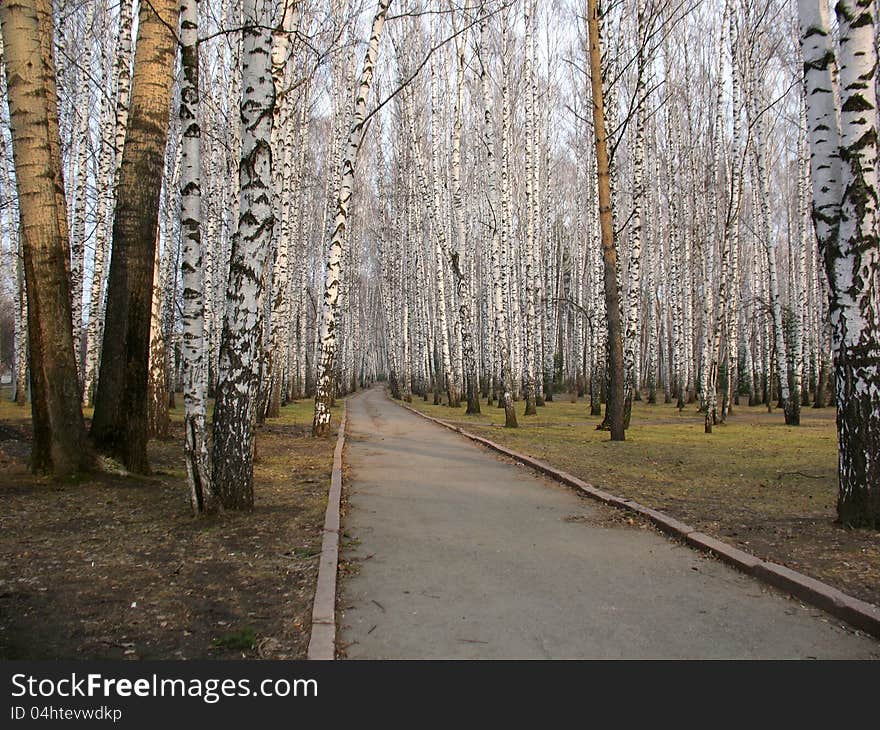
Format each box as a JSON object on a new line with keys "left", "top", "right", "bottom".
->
{"left": 395, "top": 397, "right": 880, "bottom": 641}
{"left": 307, "top": 401, "right": 348, "bottom": 660}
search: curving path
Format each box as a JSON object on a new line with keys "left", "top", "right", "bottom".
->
{"left": 337, "top": 387, "right": 879, "bottom": 659}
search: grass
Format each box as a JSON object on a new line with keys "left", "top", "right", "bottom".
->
{"left": 403, "top": 391, "right": 880, "bottom": 608}
{"left": 212, "top": 627, "right": 257, "bottom": 651}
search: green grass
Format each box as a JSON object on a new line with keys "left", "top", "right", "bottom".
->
{"left": 211, "top": 627, "right": 257, "bottom": 651}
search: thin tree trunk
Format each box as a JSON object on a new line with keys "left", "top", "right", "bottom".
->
{"left": 14, "top": 232, "right": 28, "bottom": 406}
{"left": 586, "top": 0, "right": 624, "bottom": 441}
{"left": 750, "top": 65, "right": 797, "bottom": 425}
{"left": 0, "top": 128, "right": 29, "bottom": 406}
{"left": 623, "top": 0, "right": 648, "bottom": 429}
{"left": 177, "top": 19, "right": 214, "bottom": 510}
{"left": 313, "top": 0, "right": 392, "bottom": 435}
{"left": 522, "top": 0, "right": 538, "bottom": 417}
{"left": 450, "top": 12, "right": 479, "bottom": 415}
{"left": 480, "top": 8, "right": 516, "bottom": 427}
{"left": 147, "top": 231, "right": 170, "bottom": 439}
{"left": 82, "top": 0, "right": 133, "bottom": 408}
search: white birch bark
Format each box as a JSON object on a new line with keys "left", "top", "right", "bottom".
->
{"left": 178, "top": 0, "right": 213, "bottom": 513}
{"left": 428, "top": 51, "right": 455, "bottom": 407}
{"left": 0, "top": 126, "right": 27, "bottom": 405}
{"left": 480, "top": 7, "right": 516, "bottom": 427}
{"left": 15, "top": 231, "right": 28, "bottom": 404}
{"left": 81, "top": 0, "right": 134, "bottom": 407}
{"left": 749, "top": 45, "right": 797, "bottom": 424}
{"left": 211, "top": 0, "right": 276, "bottom": 509}
{"left": 450, "top": 14, "right": 479, "bottom": 414}
{"left": 147, "top": 228, "right": 169, "bottom": 437}
{"left": 523, "top": 0, "right": 538, "bottom": 416}
{"left": 69, "top": 86, "right": 91, "bottom": 382}
{"left": 623, "top": 0, "right": 648, "bottom": 427}
{"left": 795, "top": 109, "right": 810, "bottom": 408}
{"left": 702, "top": 9, "right": 727, "bottom": 432}
{"left": 312, "top": 0, "right": 391, "bottom": 435}
{"left": 799, "top": 0, "right": 880, "bottom": 525}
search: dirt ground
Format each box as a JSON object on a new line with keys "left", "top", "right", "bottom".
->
{"left": 405, "top": 392, "right": 880, "bottom": 609}
{"left": 0, "top": 394, "right": 338, "bottom": 660}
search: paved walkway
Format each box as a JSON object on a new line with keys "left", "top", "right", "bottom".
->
{"left": 338, "top": 388, "right": 879, "bottom": 659}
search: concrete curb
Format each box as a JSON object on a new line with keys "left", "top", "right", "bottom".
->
{"left": 307, "top": 401, "right": 348, "bottom": 661}
{"left": 395, "top": 397, "right": 880, "bottom": 641}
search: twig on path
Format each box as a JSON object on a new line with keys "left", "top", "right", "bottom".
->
{"left": 371, "top": 599, "right": 386, "bottom": 613}
{"left": 776, "top": 471, "right": 826, "bottom": 480}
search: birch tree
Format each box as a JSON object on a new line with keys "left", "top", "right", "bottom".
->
{"left": 623, "top": 0, "right": 650, "bottom": 428}
{"left": 82, "top": 0, "right": 134, "bottom": 407}
{"left": 450, "top": 9, "right": 480, "bottom": 415}
{"left": 313, "top": 0, "right": 392, "bottom": 436}
{"left": 522, "top": 0, "right": 538, "bottom": 416}
{"left": 211, "top": 0, "right": 277, "bottom": 510}
{"left": 798, "top": 0, "right": 880, "bottom": 527}
{"left": 178, "top": 0, "right": 214, "bottom": 514}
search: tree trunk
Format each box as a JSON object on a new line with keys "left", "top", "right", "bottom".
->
{"left": 211, "top": 0, "right": 277, "bottom": 510}
{"left": 14, "top": 233, "right": 28, "bottom": 406}
{"left": 178, "top": 0, "right": 213, "bottom": 508}
{"left": 479, "top": 7, "right": 516, "bottom": 428}
{"left": 90, "top": 0, "right": 179, "bottom": 472}
{"left": 0, "top": 0, "right": 90, "bottom": 477}
{"left": 449, "top": 15, "right": 479, "bottom": 416}
{"left": 586, "top": 0, "right": 624, "bottom": 441}
{"left": 313, "top": 0, "right": 391, "bottom": 435}
{"left": 624, "top": 0, "right": 648, "bottom": 430}
{"left": 799, "top": 0, "right": 880, "bottom": 527}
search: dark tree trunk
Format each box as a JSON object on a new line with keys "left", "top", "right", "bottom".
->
{"left": 835, "top": 353, "right": 880, "bottom": 527}
{"left": 90, "top": 0, "right": 179, "bottom": 472}
{"left": 1, "top": 0, "right": 91, "bottom": 478}
{"left": 813, "top": 360, "right": 829, "bottom": 408}
{"left": 465, "top": 372, "right": 481, "bottom": 415}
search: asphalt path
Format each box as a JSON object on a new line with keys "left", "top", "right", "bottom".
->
{"left": 337, "top": 387, "right": 879, "bottom": 659}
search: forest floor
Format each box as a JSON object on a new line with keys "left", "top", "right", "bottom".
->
{"left": 0, "top": 391, "right": 339, "bottom": 660}
{"left": 403, "top": 391, "right": 880, "bottom": 608}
